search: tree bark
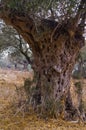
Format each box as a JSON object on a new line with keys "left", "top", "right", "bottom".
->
{"left": 30, "top": 31, "right": 85, "bottom": 118}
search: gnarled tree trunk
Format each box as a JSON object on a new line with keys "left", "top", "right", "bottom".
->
{"left": 30, "top": 31, "right": 84, "bottom": 118}
{"left": 0, "top": 2, "right": 85, "bottom": 118}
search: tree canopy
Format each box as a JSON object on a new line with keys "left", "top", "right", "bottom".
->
{"left": 0, "top": 22, "right": 32, "bottom": 69}
{"left": 0, "top": 0, "right": 86, "bottom": 33}
{"left": 0, "top": 0, "right": 85, "bottom": 19}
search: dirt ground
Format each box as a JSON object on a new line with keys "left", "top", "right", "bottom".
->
{"left": 0, "top": 68, "right": 86, "bottom": 130}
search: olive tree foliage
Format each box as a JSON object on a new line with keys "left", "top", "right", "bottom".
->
{"left": 0, "top": 22, "right": 18, "bottom": 50}
{"left": 0, "top": 0, "right": 82, "bottom": 17}
{"left": 0, "top": 22, "right": 32, "bottom": 64}
{"left": 0, "top": 0, "right": 85, "bottom": 24}
{"left": 73, "top": 44, "right": 86, "bottom": 79}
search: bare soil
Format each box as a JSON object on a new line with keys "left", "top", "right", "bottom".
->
{"left": 0, "top": 68, "right": 86, "bottom": 130}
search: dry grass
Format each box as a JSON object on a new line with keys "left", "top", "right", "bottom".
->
{"left": 0, "top": 68, "right": 86, "bottom": 130}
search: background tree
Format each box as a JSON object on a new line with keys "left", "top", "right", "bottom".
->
{"left": 0, "top": 0, "right": 86, "bottom": 119}
{"left": 72, "top": 43, "right": 86, "bottom": 79}
{"left": 0, "top": 22, "right": 32, "bottom": 69}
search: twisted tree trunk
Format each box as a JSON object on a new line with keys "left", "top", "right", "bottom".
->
{"left": 30, "top": 30, "right": 84, "bottom": 118}
{"left": 0, "top": 2, "right": 85, "bottom": 118}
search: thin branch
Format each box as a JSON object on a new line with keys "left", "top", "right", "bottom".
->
{"left": 74, "top": 0, "right": 86, "bottom": 27}
{"left": 18, "top": 34, "right": 32, "bottom": 64}
{"left": 79, "top": 11, "right": 86, "bottom": 33}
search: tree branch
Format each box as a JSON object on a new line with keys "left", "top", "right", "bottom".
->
{"left": 74, "top": 0, "right": 86, "bottom": 27}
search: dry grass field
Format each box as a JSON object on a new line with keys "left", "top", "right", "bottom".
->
{"left": 0, "top": 68, "right": 86, "bottom": 130}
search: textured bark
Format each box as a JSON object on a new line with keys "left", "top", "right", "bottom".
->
{"left": 31, "top": 31, "right": 85, "bottom": 117}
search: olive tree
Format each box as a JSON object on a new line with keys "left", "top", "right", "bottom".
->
{"left": 0, "top": 22, "right": 32, "bottom": 64}
{"left": 0, "top": 0, "right": 86, "bottom": 119}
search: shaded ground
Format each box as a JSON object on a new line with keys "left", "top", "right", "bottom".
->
{"left": 0, "top": 68, "right": 86, "bottom": 130}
